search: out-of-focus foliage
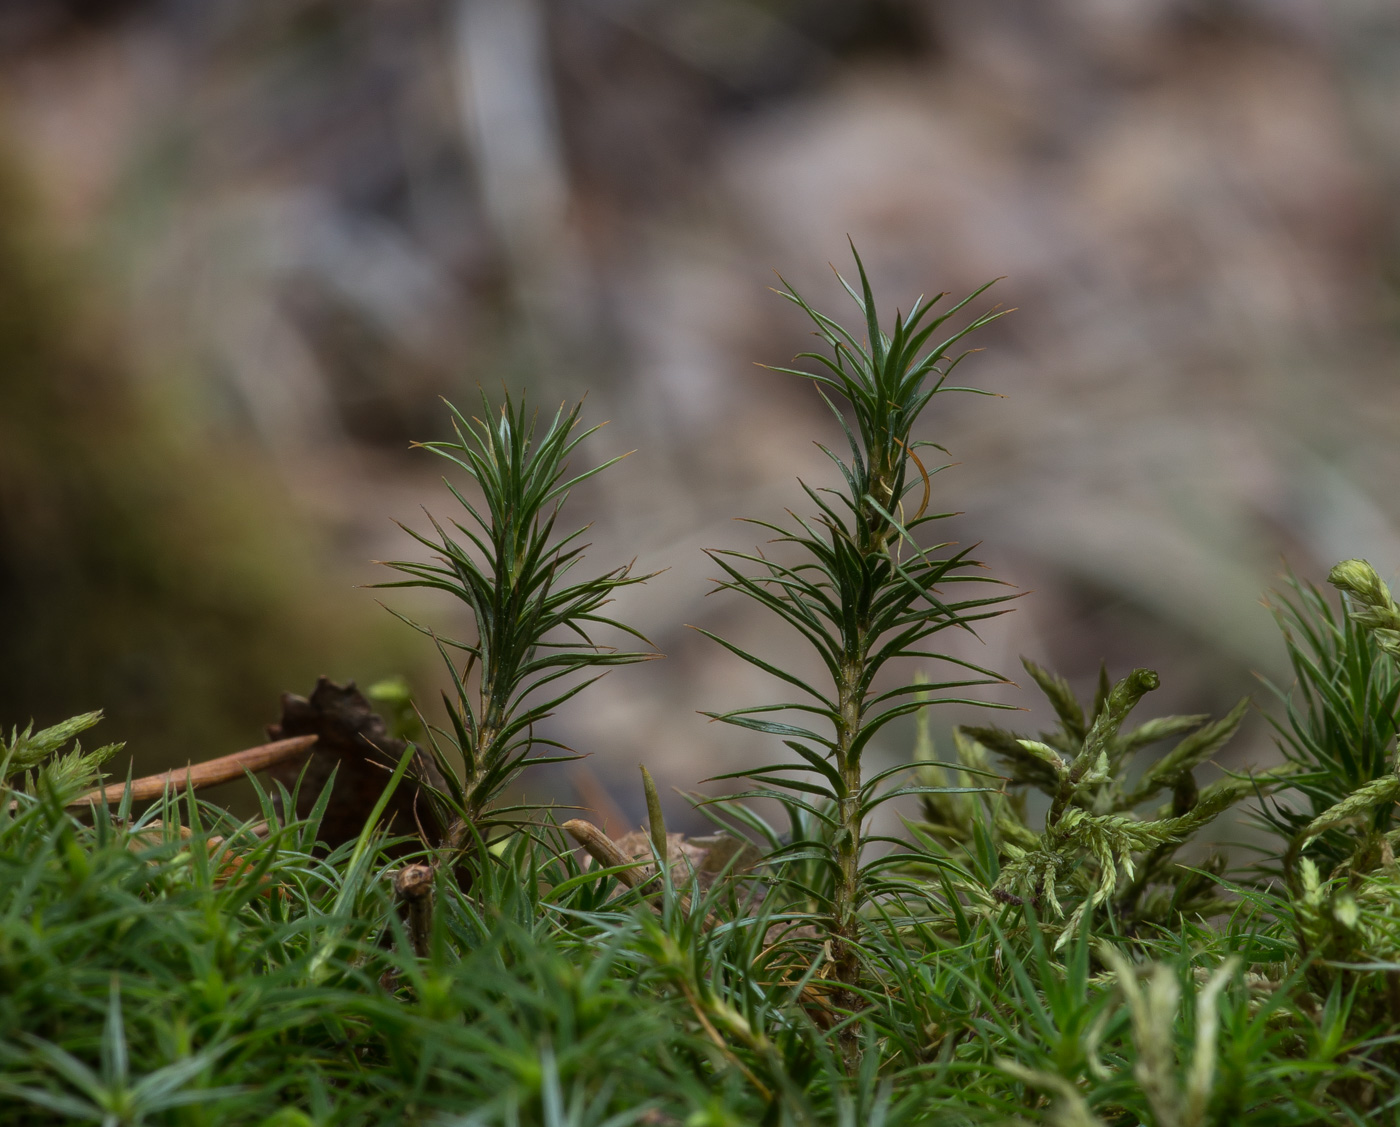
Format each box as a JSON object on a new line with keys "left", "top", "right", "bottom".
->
{"left": 0, "top": 147, "right": 415, "bottom": 773}
{"left": 4, "top": 0, "right": 1400, "bottom": 806}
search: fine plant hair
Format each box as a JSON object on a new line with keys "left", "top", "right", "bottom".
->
{"left": 17, "top": 253, "right": 1400, "bottom": 1124}
{"left": 699, "top": 249, "right": 1015, "bottom": 1015}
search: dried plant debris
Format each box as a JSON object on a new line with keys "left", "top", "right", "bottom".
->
{"left": 571, "top": 823, "right": 758, "bottom": 893}
{"left": 265, "top": 676, "right": 448, "bottom": 852}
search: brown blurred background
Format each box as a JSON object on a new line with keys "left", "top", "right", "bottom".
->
{"left": 2, "top": 0, "right": 1398, "bottom": 832}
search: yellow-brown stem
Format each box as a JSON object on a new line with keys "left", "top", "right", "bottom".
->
{"left": 831, "top": 655, "right": 867, "bottom": 1059}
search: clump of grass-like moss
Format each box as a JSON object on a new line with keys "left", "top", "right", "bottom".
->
{"left": 6, "top": 254, "right": 1400, "bottom": 1126}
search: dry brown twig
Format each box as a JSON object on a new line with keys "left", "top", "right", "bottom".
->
{"left": 67, "top": 734, "right": 318, "bottom": 809}
{"left": 6, "top": 734, "right": 319, "bottom": 817}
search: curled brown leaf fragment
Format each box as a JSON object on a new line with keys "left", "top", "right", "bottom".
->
{"left": 562, "top": 818, "right": 638, "bottom": 882}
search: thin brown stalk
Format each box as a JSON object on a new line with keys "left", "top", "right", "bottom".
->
{"left": 67, "top": 734, "right": 318, "bottom": 809}
{"left": 395, "top": 862, "right": 435, "bottom": 959}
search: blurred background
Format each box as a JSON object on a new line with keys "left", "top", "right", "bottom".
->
{"left": 2, "top": 0, "right": 1398, "bottom": 833}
